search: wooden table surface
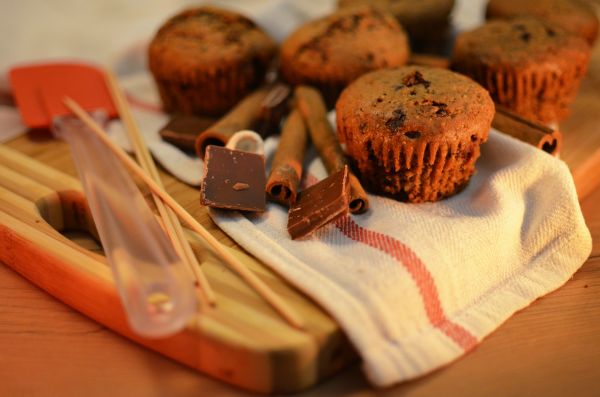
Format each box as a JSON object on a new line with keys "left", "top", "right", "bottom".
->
{"left": 2, "top": 34, "right": 600, "bottom": 397}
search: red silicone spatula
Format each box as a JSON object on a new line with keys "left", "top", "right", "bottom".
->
{"left": 9, "top": 62, "right": 118, "bottom": 129}
{"left": 9, "top": 62, "right": 196, "bottom": 338}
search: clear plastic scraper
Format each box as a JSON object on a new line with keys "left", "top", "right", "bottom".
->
{"left": 53, "top": 112, "right": 196, "bottom": 338}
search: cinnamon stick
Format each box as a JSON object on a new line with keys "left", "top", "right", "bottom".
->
{"left": 492, "top": 105, "right": 562, "bottom": 156}
{"left": 195, "top": 87, "right": 270, "bottom": 159}
{"left": 409, "top": 53, "right": 562, "bottom": 156}
{"left": 266, "top": 108, "right": 308, "bottom": 206}
{"left": 294, "top": 85, "right": 369, "bottom": 214}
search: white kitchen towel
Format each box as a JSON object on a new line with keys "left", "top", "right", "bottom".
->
{"left": 209, "top": 131, "right": 592, "bottom": 387}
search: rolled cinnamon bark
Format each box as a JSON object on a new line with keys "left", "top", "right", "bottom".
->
{"left": 492, "top": 105, "right": 562, "bottom": 156}
{"left": 195, "top": 87, "right": 270, "bottom": 159}
{"left": 266, "top": 108, "right": 308, "bottom": 206}
{"left": 294, "top": 85, "right": 369, "bottom": 214}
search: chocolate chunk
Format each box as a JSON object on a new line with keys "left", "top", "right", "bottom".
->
{"left": 287, "top": 166, "right": 349, "bottom": 239}
{"left": 404, "top": 131, "right": 421, "bottom": 139}
{"left": 201, "top": 146, "right": 266, "bottom": 211}
{"left": 160, "top": 115, "right": 215, "bottom": 151}
{"left": 385, "top": 108, "right": 406, "bottom": 132}
{"left": 520, "top": 32, "right": 531, "bottom": 42}
{"left": 402, "top": 70, "right": 431, "bottom": 89}
{"left": 432, "top": 101, "right": 449, "bottom": 116}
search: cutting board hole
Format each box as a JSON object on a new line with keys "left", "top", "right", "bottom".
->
{"left": 36, "top": 190, "right": 104, "bottom": 254}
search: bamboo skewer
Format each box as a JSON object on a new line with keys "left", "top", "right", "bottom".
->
{"left": 104, "top": 71, "right": 216, "bottom": 307}
{"left": 63, "top": 97, "right": 305, "bottom": 330}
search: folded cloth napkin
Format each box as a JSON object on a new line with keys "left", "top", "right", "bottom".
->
{"left": 209, "top": 132, "right": 592, "bottom": 387}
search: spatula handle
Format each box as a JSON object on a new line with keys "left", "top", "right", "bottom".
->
{"left": 53, "top": 112, "right": 196, "bottom": 338}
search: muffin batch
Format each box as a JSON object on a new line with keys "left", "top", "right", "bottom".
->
{"left": 147, "top": 1, "right": 597, "bottom": 236}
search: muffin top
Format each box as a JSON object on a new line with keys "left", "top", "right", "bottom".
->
{"left": 338, "top": 0, "right": 454, "bottom": 25}
{"left": 149, "top": 6, "right": 276, "bottom": 78}
{"left": 280, "top": 7, "right": 409, "bottom": 86}
{"left": 452, "top": 17, "right": 590, "bottom": 67}
{"left": 336, "top": 66, "right": 494, "bottom": 144}
{"left": 487, "top": 0, "right": 599, "bottom": 44}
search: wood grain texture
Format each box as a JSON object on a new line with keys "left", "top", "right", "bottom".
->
{"left": 0, "top": 144, "right": 355, "bottom": 394}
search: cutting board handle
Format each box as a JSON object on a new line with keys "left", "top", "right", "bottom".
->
{"left": 36, "top": 190, "right": 100, "bottom": 242}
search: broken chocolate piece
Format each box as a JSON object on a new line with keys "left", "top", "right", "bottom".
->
{"left": 201, "top": 145, "right": 266, "bottom": 211}
{"left": 258, "top": 83, "right": 292, "bottom": 138}
{"left": 159, "top": 115, "right": 215, "bottom": 151}
{"left": 287, "top": 166, "right": 350, "bottom": 240}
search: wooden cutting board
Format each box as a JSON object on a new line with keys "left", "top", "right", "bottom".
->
{"left": 0, "top": 142, "right": 356, "bottom": 394}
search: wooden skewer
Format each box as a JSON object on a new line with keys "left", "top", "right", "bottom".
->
{"left": 104, "top": 71, "right": 216, "bottom": 307}
{"left": 63, "top": 97, "right": 305, "bottom": 330}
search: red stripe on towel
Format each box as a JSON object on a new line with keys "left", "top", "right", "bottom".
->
{"left": 334, "top": 216, "right": 477, "bottom": 350}
{"left": 306, "top": 174, "right": 477, "bottom": 350}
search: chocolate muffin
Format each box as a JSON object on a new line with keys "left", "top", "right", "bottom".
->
{"left": 487, "top": 0, "right": 599, "bottom": 45}
{"left": 336, "top": 66, "right": 494, "bottom": 203}
{"left": 280, "top": 7, "right": 409, "bottom": 107}
{"left": 338, "top": 0, "right": 455, "bottom": 54}
{"left": 451, "top": 17, "right": 591, "bottom": 124}
{"left": 148, "top": 6, "right": 276, "bottom": 116}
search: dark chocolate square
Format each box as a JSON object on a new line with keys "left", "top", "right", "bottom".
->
{"left": 287, "top": 166, "right": 349, "bottom": 239}
{"left": 159, "top": 115, "right": 215, "bottom": 151}
{"left": 201, "top": 145, "right": 266, "bottom": 212}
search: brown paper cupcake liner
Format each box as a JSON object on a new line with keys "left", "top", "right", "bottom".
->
{"left": 338, "top": 120, "right": 486, "bottom": 203}
{"left": 455, "top": 60, "right": 587, "bottom": 124}
{"left": 152, "top": 56, "right": 270, "bottom": 116}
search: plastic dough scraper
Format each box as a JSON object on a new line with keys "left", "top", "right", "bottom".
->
{"left": 9, "top": 62, "right": 196, "bottom": 337}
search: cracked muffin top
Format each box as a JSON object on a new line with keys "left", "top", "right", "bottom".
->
{"left": 336, "top": 66, "right": 494, "bottom": 145}
{"left": 452, "top": 17, "right": 590, "bottom": 67}
{"left": 149, "top": 6, "right": 276, "bottom": 79}
{"left": 279, "top": 6, "right": 409, "bottom": 104}
{"left": 487, "top": 0, "right": 599, "bottom": 45}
